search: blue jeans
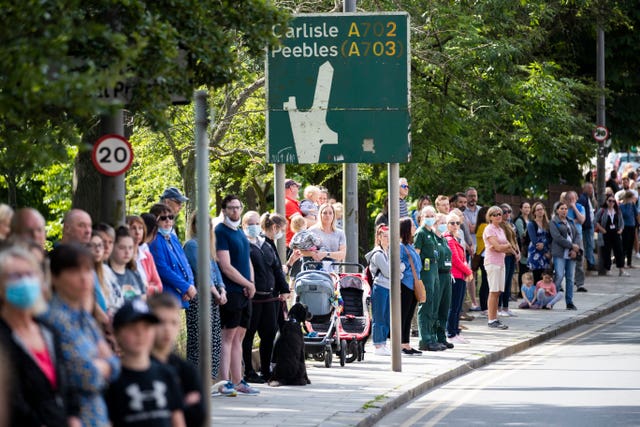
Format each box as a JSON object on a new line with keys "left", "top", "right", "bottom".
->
{"left": 582, "top": 225, "right": 596, "bottom": 266}
{"left": 447, "top": 278, "right": 466, "bottom": 337}
{"left": 553, "top": 257, "right": 575, "bottom": 306}
{"left": 371, "top": 285, "right": 390, "bottom": 345}
{"left": 536, "top": 288, "right": 564, "bottom": 308}
{"left": 500, "top": 255, "right": 516, "bottom": 309}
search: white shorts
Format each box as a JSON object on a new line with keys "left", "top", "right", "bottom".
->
{"left": 485, "top": 263, "right": 505, "bottom": 292}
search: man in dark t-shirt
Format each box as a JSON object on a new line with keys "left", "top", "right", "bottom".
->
{"left": 214, "top": 195, "right": 259, "bottom": 396}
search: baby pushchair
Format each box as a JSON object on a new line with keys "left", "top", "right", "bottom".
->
{"left": 294, "top": 265, "right": 346, "bottom": 367}
{"left": 334, "top": 263, "right": 372, "bottom": 363}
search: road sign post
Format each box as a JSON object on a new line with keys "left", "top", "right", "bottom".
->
{"left": 266, "top": 12, "right": 411, "bottom": 164}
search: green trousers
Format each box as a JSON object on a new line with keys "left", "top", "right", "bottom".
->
{"left": 417, "top": 267, "right": 438, "bottom": 346}
{"left": 436, "top": 272, "right": 453, "bottom": 343}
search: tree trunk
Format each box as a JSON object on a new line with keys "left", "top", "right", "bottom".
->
{"left": 72, "top": 121, "right": 104, "bottom": 223}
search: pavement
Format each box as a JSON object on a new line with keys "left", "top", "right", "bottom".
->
{"left": 211, "top": 266, "right": 640, "bottom": 426}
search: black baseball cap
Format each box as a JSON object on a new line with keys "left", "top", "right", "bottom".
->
{"left": 113, "top": 299, "right": 160, "bottom": 330}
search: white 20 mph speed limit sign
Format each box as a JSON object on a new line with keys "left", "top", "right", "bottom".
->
{"left": 92, "top": 134, "right": 134, "bottom": 176}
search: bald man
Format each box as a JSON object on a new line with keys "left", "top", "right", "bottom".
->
{"left": 61, "top": 209, "right": 93, "bottom": 245}
{"left": 10, "top": 208, "right": 47, "bottom": 248}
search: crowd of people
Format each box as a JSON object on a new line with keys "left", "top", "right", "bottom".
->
{"left": 0, "top": 167, "right": 638, "bottom": 425}
{"left": 366, "top": 176, "right": 639, "bottom": 354}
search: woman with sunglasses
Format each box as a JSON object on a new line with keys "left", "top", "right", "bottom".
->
{"left": 498, "top": 203, "right": 520, "bottom": 317}
{"left": 594, "top": 196, "right": 626, "bottom": 277}
{"left": 444, "top": 212, "right": 473, "bottom": 343}
{"left": 483, "top": 206, "right": 517, "bottom": 329}
{"left": 148, "top": 203, "right": 197, "bottom": 309}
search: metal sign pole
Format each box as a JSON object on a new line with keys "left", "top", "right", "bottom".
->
{"left": 194, "top": 90, "right": 212, "bottom": 425}
{"left": 99, "top": 110, "right": 126, "bottom": 226}
{"left": 388, "top": 163, "right": 401, "bottom": 371}
{"left": 274, "top": 164, "right": 286, "bottom": 261}
{"left": 343, "top": 0, "right": 358, "bottom": 267}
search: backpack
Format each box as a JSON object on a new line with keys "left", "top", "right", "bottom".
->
{"left": 515, "top": 216, "right": 530, "bottom": 249}
{"left": 364, "top": 248, "right": 383, "bottom": 285}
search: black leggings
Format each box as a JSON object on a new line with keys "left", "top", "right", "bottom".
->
{"left": 478, "top": 260, "right": 489, "bottom": 311}
{"left": 242, "top": 299, "right": 278, "bottom": 378}
{"left": 622, "top": 226, "right": 636, "bottom": 266}
{"left": 601, "top": 232, "right": 624, "bottom": 270}
{"left": 400, "top": 284, "right": 418, "bottom": 344}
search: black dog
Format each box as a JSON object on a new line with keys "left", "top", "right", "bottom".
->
{"left": 269, "top": 303, "right": 312, "bottom": 386}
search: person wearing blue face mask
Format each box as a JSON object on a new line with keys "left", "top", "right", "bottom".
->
{"left": 433, "top": 213, "right": 454, "bottom": 349}
{"left": 241, "top": 211, "right": 288, "bottom": 384}
{"left": 413, "top": 205, "right": 445, "bottom": 351}
{"left": 0, "top": 246, "right": 82, "bottom": 427}
{"left": 259, "top": 212, "right": 291, "bottom": 328}
{"left": 148, "top": 203, "right": 196, "bottom": 310}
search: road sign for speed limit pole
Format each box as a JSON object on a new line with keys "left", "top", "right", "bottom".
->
{"left": 92, "top": 134, "right": 134, "bottom": 176}
{"left": 592, "top": 125, "right": 609, "bottom": 143}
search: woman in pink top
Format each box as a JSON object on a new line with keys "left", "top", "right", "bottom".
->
{"left": 126, "top": 215, "right": 163, "bottom": 295}
{"left": 483, "top": 206, "right": 518, "bottom": 330}
{"left": 444, "top": 213, "right": 473, "bottom": 344}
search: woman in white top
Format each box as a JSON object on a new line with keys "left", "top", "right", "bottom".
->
{"left": 305, "top": 203, "right": 346, "bottom": 268}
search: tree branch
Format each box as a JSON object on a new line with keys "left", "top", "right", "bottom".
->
{"left": 210, "top": 77, "right": 265, "bottom": 146}
{"left": 161, "top": 129, "right": 185, "bottom": 176}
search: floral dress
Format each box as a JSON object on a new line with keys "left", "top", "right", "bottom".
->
{"left": 40, "top": 295, "right": 120, "bottom": 427}
{"left": 527, "top": 222, "right": 551, "bottom": 271}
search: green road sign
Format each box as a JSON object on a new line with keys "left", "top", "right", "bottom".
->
{"left": 266, "top": 12, "right": 410, "bottom": 164}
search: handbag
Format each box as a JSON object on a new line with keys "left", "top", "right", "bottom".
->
{"left": 471, "top": 253, "right": 482, "bottom": 271}
{"left": 403, "top": 245, "right": 426, "bottom": 303}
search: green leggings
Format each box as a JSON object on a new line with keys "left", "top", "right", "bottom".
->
{"left": 436, "top": 272, "right": 453, "bottom": 343}
{"left": 417, "top": 268, "right": 438, "bottom": 346}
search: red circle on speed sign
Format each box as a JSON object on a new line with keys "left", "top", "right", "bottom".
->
{"left": 91, "top": 134, "right": 134, "bottom": 176}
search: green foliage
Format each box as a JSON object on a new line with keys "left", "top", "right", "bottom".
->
{"left": 35, "top": 146, "right": 77, "bottom": 245}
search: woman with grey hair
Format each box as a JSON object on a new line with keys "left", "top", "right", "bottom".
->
{"left": 0, "top": 246, "right": 80, "bottom": 426}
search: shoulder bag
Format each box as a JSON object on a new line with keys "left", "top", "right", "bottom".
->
{"left": 403, "top": 245, "right": 426, "bottom": 303}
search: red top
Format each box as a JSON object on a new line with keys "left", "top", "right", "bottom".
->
{"left": 32, "top": 346, "right": 57, "bottom": 389}
{"left": 445, "top": 233, "right": 472, "bottom": 280}
{"left": 140, "top": 246, "right": 163, "bottom": 294}
{"left": 285, "top": 195, "right": 302, "bottom": 245}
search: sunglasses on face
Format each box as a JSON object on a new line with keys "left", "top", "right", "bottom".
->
{"left": 400, "top": 184, "right": 409, "bottom": 189}
{"left": 448, "top": 221, "right": 461, "bottom": 225}
{"left": 158, "top": 215, "right": 175, "bottom": 221}
{"left": 491, "top": 213, "right": 502, "bottom": 217}
{"left": 607, "top": 199, "right": 615, "bottom": 203}
{"left": 503, "top": 210, "right": 512, "bottom": 214}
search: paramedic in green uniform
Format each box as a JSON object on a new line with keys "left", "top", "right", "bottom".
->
{"left": 413, "top": 206, "right": 443, "bottom": 351}
{"left": 434, "top": 213, "right": 454, "bottom": 349}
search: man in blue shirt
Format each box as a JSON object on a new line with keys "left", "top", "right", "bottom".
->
{"left": 577, "top": 183, "right": 597, "bottom": 271}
